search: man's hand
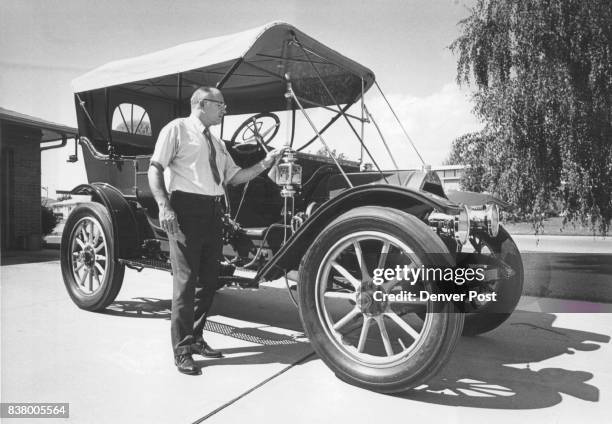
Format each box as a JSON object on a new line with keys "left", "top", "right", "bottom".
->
{"left": 262, "top": 147, "right": 287, "bottom": 168}
{"left": 227, "top": 147, "right": 288, "bottom": 186}
{"left": 148, "top": 163, "right": 185, "bottom": 243}
{"left": 159, "top": 204, "right": 179, "bottom": 235}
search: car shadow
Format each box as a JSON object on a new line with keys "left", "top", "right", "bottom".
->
{"left": 399, "top": 310, "right": 610, "bottom": 409}
{"left": 104, "top": 285, "right": 304, "bottom": 331}
{"left": 192, "top": 345, "right": 316, "bottom": 368}
{"left": 194, "top": 318, "right": 315, "bottom": 367}
{"left": 103, "top": 287, "right": 610, "bottom": 409}
{"left": 104, "top": 291, "right": 314, "bottom": 367}
{"left": 104, "top": 297, "right": 171, "bottom": 318}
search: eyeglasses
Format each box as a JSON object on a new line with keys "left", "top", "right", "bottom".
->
{"left": 203, "top": 99, "right": 226, "bottom": 109}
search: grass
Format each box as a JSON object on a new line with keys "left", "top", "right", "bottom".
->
{"left": 502, "top": 216, "right": 598, "bottom": 236}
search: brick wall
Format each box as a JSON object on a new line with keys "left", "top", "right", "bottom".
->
{"left": 1, "top": 122, "right": 42, "bottom": 250}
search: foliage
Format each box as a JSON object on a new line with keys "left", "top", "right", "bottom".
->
{"left": 314, "top": 147, "right": 348, "bottom": 161}
{"left": 446, "top": 130, "right": 558, "bottom": 222}
{"left": 451, "top": 0, "right": 612, "bottom": 234}
{"left": 446, "top": 131, "right": 494, "bottom": 192}
{"left": 114, "top": 120, "right": 152, "bottom": 136}
{"left": 41, "top": 205, "right": 60, "bottom": 237}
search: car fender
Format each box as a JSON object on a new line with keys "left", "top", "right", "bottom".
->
{"left": 256, "top": 184, "right": 461, "bottom": 280}
{"left": 67, "top": 183, "right": 140, "bottom": 259}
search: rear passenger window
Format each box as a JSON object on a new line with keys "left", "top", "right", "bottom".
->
{"left": 112, "top": 103, "right": 152, "bottom": 136}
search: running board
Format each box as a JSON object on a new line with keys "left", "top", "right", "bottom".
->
{"left": 118, "top": 258, "right": 259, "bottom": 288}
{"left": 119, "top": 258, "right": 172, "bottom": 272}
{"left": 221, "top": 267, "right": 259, "bottom": 288}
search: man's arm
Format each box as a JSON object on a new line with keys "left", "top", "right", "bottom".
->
{"left": 227, "top": 147, "right": 285, "bottom": 185}
{"left": 148, "top": 163, "right": 179, "bottom": 235}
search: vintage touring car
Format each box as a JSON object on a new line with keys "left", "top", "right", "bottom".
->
{"left": 61, "top": 22, "right": 523, "bottom": 392}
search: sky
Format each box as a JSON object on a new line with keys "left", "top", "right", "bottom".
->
{"left": 0, "top": 0, "right": 481, "bottom": 198}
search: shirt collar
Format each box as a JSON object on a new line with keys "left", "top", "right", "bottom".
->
{"left": 187, "top": 114, "right": 207, "bottom": 134}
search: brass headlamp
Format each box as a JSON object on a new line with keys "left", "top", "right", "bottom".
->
{"left": 275, "top": 149, "right": 302, "bottom": 197}
{"left": 428, "top": 203, "right": 500, "bottom": 246}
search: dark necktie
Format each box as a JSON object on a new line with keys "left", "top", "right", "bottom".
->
{"left": 203, "top": 128, "right": 221, "bottom": 185}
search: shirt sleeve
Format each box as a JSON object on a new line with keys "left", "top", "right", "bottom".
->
{"left": 150, "top": 121, "right": 178, "bottom": 169}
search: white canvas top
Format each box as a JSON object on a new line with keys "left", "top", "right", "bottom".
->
{"left": 71, "top": 22, "right": 374, "bottom": 95}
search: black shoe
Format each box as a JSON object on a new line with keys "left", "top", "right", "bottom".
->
{"left": 192, "top": 342, "right": 223, "bottom": 358}
{"left": 174, "top": 354, "right": 200, "bottom": 375}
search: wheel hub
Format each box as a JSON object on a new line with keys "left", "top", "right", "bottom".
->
{"left": 357, "top": 289, "right": 387, "bottom": 315}
{"left": 82, "top": 246, "right": 95, "bottom": 266}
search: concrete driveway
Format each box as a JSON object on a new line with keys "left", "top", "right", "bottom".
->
{"left": 1, "top": 250, "right": 611, "bottom": 423}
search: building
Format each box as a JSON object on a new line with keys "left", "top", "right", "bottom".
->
{"left": 1, "top": 107, "right": 77, "bottom": 250}
{"left": 431, "top": 164, "right": 466, "bottom": 191}
{"left": 50, "top": 196, "right": 90, "bottom": 229}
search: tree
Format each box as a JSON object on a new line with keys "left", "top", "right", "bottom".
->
{"left": 41, "top": 205, "right": 59, "bottom": 237}
{"left": 451, "top": 0, "right": 612, "bottom": 234}
{"left": 446, "top": 131, "right": 493, "bottom": 192}
{"left": 314, "top": 147, "right": 348, "bottom": 161}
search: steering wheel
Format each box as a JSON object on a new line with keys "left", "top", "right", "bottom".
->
{"left": 230, "top": 112, "right": 280, "bottom": 154}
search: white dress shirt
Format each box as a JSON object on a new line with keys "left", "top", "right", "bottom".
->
{"left": 151, "top": 115, "right": 241, "bottom": 196}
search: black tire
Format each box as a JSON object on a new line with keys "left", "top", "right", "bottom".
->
{"left": 298, "top": 206, "right": 464, "bottom": 393}
{"left": 461, "top": 226, "right": 524, "bottom": 336}
{"left": 61, "top": 203, "right": 125, "bottom": 311}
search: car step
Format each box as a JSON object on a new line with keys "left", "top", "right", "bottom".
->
{"left": 119, "top": 258, "right": 172, "bottom": 272}
{"left": 221, "top": 267, "right": 259, "bottom": 288}
{"left": 119, "top": 258, "right": 260, "bottom": 288}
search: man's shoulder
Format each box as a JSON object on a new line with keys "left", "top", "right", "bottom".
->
{"left": 162, "top": 117, "right": 188, "bottom": 130}
{"left": 157, "top": 118, "right": 191, "bottom": 143}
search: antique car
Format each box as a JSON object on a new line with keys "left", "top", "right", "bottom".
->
{"left": 61, "top": 22, "right": 523, "bottom": 393}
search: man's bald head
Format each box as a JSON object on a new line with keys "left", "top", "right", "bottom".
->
{"left": 190, "top": 87, "right": 222, "bottom": 110}
{"left": 190, "top": 86, "right": 226, "bottom": 127}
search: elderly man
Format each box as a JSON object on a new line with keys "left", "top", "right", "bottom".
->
{"left": 148, "top": 86, "right": 284, "bottom": 375}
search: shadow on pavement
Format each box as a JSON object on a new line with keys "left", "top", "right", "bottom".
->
{"left": 104, "top": 286, "right": 304, "bottom": 331}
{"left": 103, "top": 287, "right": 610, "bottom": 408}
{"left": 104, "top": 297, "right": 171, "bottom": 318}
{"left": 553, "top": 253, "right": 612, "bottom": 275}
{"left": 195, "top": 319, "right": 314, "bottom": 367}
{"left": 522, "top": 252, "right": 612, "bottom": 302}
{"left": 193, "top": 343, "right": 315, "bottom": 368}
{"left": 400, "top": 310, "right": 610, "bottom": 409}
{"left": 1, "top": 249, "right": 60, "bottom": 265}
{"left": 103, "top": 289, "right": 314, "bottom": 367}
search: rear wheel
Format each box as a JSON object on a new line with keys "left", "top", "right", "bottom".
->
{"left": 61, "top": 203, "right": 125, "bottom": 311}
{"left": 298, "top": 207, "right": 463, "bottom": 393}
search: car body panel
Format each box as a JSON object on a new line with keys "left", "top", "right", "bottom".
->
{"left": 256, "top": 183, "right": 461, "bottom": 280}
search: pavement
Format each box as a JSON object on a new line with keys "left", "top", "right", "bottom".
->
{"left": 511, "top": 234, "right": 612, "bottom": 254}
{"left": 512, "top": 235, "right": 612, "bottom": 303}
{"left": 1, "top": 241, "right": 612, "bottom": 423}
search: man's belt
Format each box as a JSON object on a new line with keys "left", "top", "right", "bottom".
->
{"left": 172, "top": 190, "right": 224, "bottom": 203}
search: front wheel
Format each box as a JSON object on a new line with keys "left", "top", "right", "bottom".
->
{"left": 60, "top": 203, "right": 125, "bottom": 311}
{"left": 461, "top": 227, "right": 524, "bottom": 336}
{"left": 298, "top": 206, "right": 463, "bottom": 393}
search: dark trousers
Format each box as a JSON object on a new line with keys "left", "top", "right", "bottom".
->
{"left": 168, "top": 191, "right": 224, "bottom": 355}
